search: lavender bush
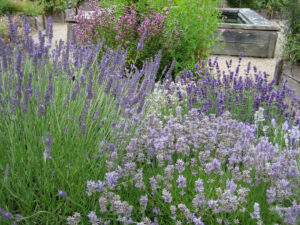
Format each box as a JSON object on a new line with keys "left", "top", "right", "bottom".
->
{"left": 80, "top": 109, "right": 299, "bottom": 224}
{"left": 0, "top": 15, "right": 299, "bottom": 225}
{"left": 0, "top": 16, "right": 161, "bottom": 224}
{"left": 150, "top": 55, "right": 300, "bottom": 149}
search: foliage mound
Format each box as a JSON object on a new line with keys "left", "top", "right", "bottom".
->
{"left": 72, "top": 0, "right": 222, "bottom": 74}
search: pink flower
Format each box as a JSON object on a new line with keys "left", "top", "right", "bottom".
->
{"left": 68, "top": 1, "right": 72, "bottom": 4}
{"left": 225, "top": 16, "right": 228, "bottom": 19}
{"left": 222, "top": 8, "right": 226, "bottom": 11}
{"left": 68, "top": 4, "right": 72, "bottom": 8}
{"left": 221, "top": 28, "right": 226, "bottom": 33}
{"left": 125, "top": 40, "right": 130, "bottom": 45}
{"left": 198, "top": 15, "right": 201, "bottom": 19}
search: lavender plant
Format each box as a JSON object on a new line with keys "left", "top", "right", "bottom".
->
{"left": 150, "top": 55, "right": 300, "bottom": 149}
{"left": 0, "top": 16, "right": 161, "bottom": 224}
{"left": 81, "top": 109, "right": 300, "bottom": 224}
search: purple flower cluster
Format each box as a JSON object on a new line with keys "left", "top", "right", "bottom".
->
{"left": 0, "top": 16, "right": 161, "bottom": 125}
{"left": 84, "top": 108, "right": 300, "bottom": 224}
{"left": 73, "top": 1, "right": 167, "bottom": 47}
{"left": 157, "top": 57, "right": 300, "bottom": 130}
{"left": 72, "top": 0, "right": 116, "bottom": 44}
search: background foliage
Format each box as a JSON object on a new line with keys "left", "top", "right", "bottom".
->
{"left": 0, "top": 0, "right": 43, "bottom": 16}
{"left": 73, "top": 0, "right": 222, "bottom": 75}
{"left": 281, "top": 0, "right": 300, "bottom": 64}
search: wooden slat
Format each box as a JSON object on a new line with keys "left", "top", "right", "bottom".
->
{"left": 219, "top": 29, "right": 271, "bottom": 44}
{"left": 212, "top": 42, "right": 269, "bottom": 57}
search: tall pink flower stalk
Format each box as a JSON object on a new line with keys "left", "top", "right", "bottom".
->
{"left": 72, "top": 0, "right": 116, "bottom": 44}
{"left": 72, "top": 0, "right": 168, "bottom": 48}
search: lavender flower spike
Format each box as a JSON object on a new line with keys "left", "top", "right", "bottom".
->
{"left": 0, "top": 207, "right": 14, "bottom": 220}
{"left": 137, "top": 31, "right": 147, "bottom": 51}
{"left": 43, "top": 135, "right": 53, "bottom": 160}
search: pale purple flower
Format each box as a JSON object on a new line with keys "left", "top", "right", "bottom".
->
{"left": 176, "top": 175, "right": 186, "bottom": 189}
{"left": 43, "top": 135, "right": 53, "bottom": 160}
{"left": 67, "top": 212, "right": 81, "bottom": 225}
{"left": 162, "top": 189, "right": 172, "bottom": 203}
{"left": 175, "top": 159, "right": 185, "bottom": 174}
{"left": 139, "top": 195, "right": 148, "bottom": 209}
{"left": 250, "top": 202, "right": 260, "bottom": 219}
{"left": 87, "top": 211, "right": 100, "bottom": 225}
{"left": 58, "top": 190, "right": 68, "bottom": 198}
{"left": 0, "top": 207, "right": 13, "bottom": 220}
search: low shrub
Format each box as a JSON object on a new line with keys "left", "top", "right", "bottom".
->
{"left": 281, "top": 0, "right": 300, "bottom": 64}
{"left": 227, "top": 0, "right": 281, "bottom": 12}
{"left": 0, "top": 16, "right": 163, "bottom": 224}
{"left": 82, "top": 109, "right": 299, "bottom": 224}
{"left": 0, "top": 0, "right": 43, "bottom": 16}
{"left": 39, "top": 0, "right": 80, "bottom": 12}
{"left": 73, "top": 0, "right": 222, "bottom": 75}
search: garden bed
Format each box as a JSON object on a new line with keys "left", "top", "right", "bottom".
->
{"left": 0, "top": 4, "right": 299, "bottom": 225}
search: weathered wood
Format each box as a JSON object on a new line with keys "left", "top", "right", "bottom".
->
{"left": 27, "top": 17, "right": 37, "bottom": 30}
{"left": 274, "top": 58, "right": 284, "bottom": 85}
{"left": 215, "top": 8, "right": 279, "bottom": 58}
{"left": 35, "top": 15, "right": 45, "bottom": 30}
{"left": 65, "top": 8, "right": 77, "bottom": 22}
{"left": 267, "top": 32, "right": 278, "bottom": 58}
{"left": 46, "top": 11, "right": 65, "bottom": 23}
{"left": 67, "top": 23, "right": 76, "bottom": 42}
{"left": 213, "top": 42, "right": 269, "bottom": 57}
{"left": 219, "top": 29, "right": 272, "bottom": 44}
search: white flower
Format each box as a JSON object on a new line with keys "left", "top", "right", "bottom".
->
{"left": 254, "top": 107, "right": 265, "bottom": 123}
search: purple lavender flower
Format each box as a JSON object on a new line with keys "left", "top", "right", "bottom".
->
{"left": 87, "top": 211, "right": 100, "bottom": 225}
{"left": 43, "top": 135, "right": 53, "bottom": 160}
{"left": 176, "top": 175, "right": 186, "bottom": 189}
{"left": 44, "top": 79, "right": 54, "bottom": 106}
{"left": 45, "top": 17, "right": 53, "bottom": 44}
{"left": 140, "top": 195, "right": 148, "bottom": 210}
{"left": 266, "top": 187, "right": 277, "bottom": 204}
{"left": 193, "top": 215, "right": 204, "bottom": 225}
{"left": 137, "top": 31, "right": 147, "bottom": 51}
{"left": 8, "top": 15, "right": 18, "bottom": 44}
{"left": 23, "top": 15, "right": 30, "bottom": 37}
{"left": 67, "top": 212, "right": 81, "bottom": 225}
{"left": 162, "top": 189, "right": 172, "bottom": 203}
{"left": 153, "top": 207, "right": 160, "bottom": 214}
{"left": 58, "top": 190, "right": 71, "bottom": 200}
{"left": 175, "top": 159, "right": 185, "bottom": 174}
{"left": 0, "top": 207, "right": 14, "bottom": 220}
{"left": 105, "top": 171, "right": 119, "bottom": 188}
{"left": 250, "top": 202, "right": 260, "bottom": 220}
